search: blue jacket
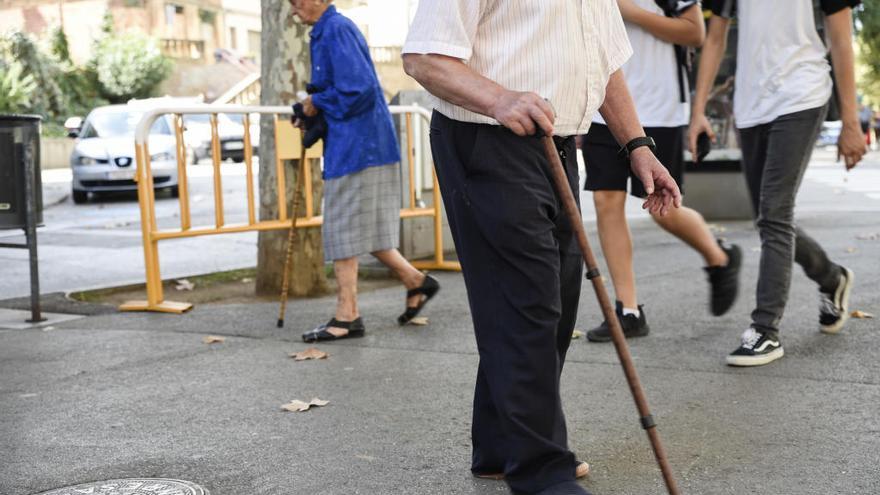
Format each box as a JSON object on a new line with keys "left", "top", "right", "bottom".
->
{"left": 309, "top": 6, "right": 401, "bottom": 180}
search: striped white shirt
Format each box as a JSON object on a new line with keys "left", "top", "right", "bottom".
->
{"left": 402, "top": 0, "right": 633, "bottom": 137}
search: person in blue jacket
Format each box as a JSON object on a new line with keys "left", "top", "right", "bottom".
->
{"left": 291, "top": 0, "right": 440, "bottom": 342}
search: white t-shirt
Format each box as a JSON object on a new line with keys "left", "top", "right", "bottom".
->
{"left": 595, "top": 0, "right": 696, "bottom": 128}
{"left": 712, "top": 0, "right": 836, "bottom": 128}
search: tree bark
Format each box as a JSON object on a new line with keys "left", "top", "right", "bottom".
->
{"left": 256, "top": 0, "right": 328, "bottom": 297}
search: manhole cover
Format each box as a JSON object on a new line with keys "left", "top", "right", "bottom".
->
{"left": 34, "top": 478, "right": 208, "bottom": 495}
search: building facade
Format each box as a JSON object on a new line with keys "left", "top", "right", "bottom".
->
{"left": 0, "top": 0, "right": 260, "bottom": 66}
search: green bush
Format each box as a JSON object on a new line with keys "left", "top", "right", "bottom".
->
{"left": 0, "top": 60, "right": 37, "bottom": 113}
{"left": 1, "top": 31, "right": 66, "bottom": 117}
{"left": 91, "top": 32, "right": 172, "bottom": 103}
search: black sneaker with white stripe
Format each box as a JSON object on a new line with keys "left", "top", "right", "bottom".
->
{"left": 726, "top": 327, "right": 784, "bottom": 367}
{"left": 819, "top": 266, "right": 854, "bottom": 334}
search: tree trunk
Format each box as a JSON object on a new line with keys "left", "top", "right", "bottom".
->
{"left": 256, "top": 0, "right": 328, "bottom": 297}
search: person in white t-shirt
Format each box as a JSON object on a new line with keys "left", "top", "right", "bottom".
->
{"left": 690, "top": 0, "right": 866, "bottom": 367}
{"left": 581, "top": 0, "right": 743, "bottom": 344}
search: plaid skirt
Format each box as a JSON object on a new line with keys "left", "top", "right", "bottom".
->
{"left": 322, "top": 163, "right": 401, "bottom": 261}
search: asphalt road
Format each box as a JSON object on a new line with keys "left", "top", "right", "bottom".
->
{"left": 0, "top": 161, "right": 260, "bottom": 299}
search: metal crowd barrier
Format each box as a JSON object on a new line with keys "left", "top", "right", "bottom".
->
{"left": 120, "top": 104, "right": 459, "bottom": 314}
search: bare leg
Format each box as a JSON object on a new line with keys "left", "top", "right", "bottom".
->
{"left": 372, "top": 248, "right": 426, "bottom": 307}
{"left": 328, "top": 256, "right": 359, "bottom": 337}
{"left": 650, "top": 206, "right": 728, "bottom": 267}
{"left": 593, "top": 190, "right": 638, "bottom": 308}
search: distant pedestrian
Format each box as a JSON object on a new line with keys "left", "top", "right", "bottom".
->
{"left": 859, "top": 104, "right": 873, "bottom": 145}
{"left": 403, "top": 1, "right": 682, "bottom": 493}
{"left": 581, "top": 0, "right": 742, "bottom": 344}
{"left": 690, "top": 0, "right": 866, "bottom": 366}
{"left": 289, "top": 0, "right": 439, "bottom": 342}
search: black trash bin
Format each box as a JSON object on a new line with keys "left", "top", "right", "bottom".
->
{"left": 0, "top": 114, "right": 45, "bottom": 323}
{"left": 0, "top": 114, "right": 43, "bottom": 229}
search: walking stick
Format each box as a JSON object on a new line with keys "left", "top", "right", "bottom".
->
{"left": 540, "top": 136, "right": 681, "bottom": 495}
{"left": 277, "top": 131, "right": 308, "bottom": 328}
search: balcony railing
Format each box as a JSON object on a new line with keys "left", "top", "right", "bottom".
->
{"left": 370, "top": 46, "right": 402, "bottom": 65}
{"left": 161, "top": 39, "right": 206, "bottom": 61}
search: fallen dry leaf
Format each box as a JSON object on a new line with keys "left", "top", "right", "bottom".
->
{"left": 290, "top": 347, "right": 329, "bottom": 361}
{"left": 408, "top": 316, "right": 429, "bottom": 326}
{"left": 174, "top": 279, "right": 195, "bottom": 291}
{"left": 281, "top": 397, "right": 329, "bottom": 412}
{"left": 845, "top": 247, "right": 858, "bottom": 254}
{"left": 851, "top": 310, "right": 874, "bottom": 319}
{"left": 571, "top": 330, "right": 585, "bottom": 340}
{"left": 202, "top": 335, "right": 226, "bottom": 344}
{"left": 707, "top": 224, "right": 727, "bottom": 234}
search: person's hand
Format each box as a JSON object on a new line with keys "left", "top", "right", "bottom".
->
{"left": 616, "top": 0, "right": 640, "bottom": 22}
{"left": 837, "top": 121, "right": 867, "bottom": 170}
{"left": 292, "top": 117, "right": 305, "bottom": 129}
{"left": 629, "top": 147, "right": 682, "bottom": 216}
{"left": 303, "top": 97, "right": 318, "bottom": 117}
{"left": 687, "top": 113, "right": 716, "bottom": 161}
{"left": 488, "top": 90, "right": 555, "bottom": 137}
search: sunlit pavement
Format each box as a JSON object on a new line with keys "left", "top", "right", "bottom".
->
{"left": 1, "top": 150, "right": 878, "bottom": 495}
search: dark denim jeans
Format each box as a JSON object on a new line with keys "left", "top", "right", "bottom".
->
{"left": 739, "top": 103, "right": 841, "bottom": 334}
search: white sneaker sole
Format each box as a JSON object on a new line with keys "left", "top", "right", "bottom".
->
{"left": 820, "top": 268, "right": 854, "bottom": 335}
{"left": 726, "top": 347, "right": 784, "bottom": 367}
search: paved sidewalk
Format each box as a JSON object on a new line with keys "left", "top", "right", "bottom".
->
{"left": 2, "top": 200, "right": 879, "bottom": 494}
{"left": 3, "top": 149, "right": 880, "bottom": 494}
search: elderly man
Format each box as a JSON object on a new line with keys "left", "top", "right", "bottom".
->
{"left": 403, "top": 2, "right": 681, "bottom": 494}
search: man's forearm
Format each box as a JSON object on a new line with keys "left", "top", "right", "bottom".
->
{"left": 624, "top": 5, "right": 705, "bottom": 47}
{"left": 402, "top": 54, "right": 503, "bottom": 117}
{"left": 598, "top": 69, "right": 646, "bottom": 146}
{"left": 691, "top": 16, "right": 729, "bottom": 116}
{"left": 826, "top": 8, "right": 859, "bottom": 127}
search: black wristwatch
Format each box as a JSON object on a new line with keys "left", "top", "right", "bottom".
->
{"left": 618, "top": 136, "right": 656, "bottom": 160}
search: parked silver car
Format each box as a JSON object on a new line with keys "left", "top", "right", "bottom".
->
{"left": 69, "top": 105, "right": 179, "bottom": 204}
{"left": 184, "top": 112, "right": 260, "bottom": 163}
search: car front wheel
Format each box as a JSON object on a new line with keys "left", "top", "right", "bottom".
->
{"left": 72, "top": 189, "right": 88, "bottom": 204}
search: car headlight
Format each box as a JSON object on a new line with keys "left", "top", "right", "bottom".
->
{"left": 150, "top": 152, "right": 175, "bottom": 162}
{"left": 75, "top": 156, "right": 100, "bottom": 166}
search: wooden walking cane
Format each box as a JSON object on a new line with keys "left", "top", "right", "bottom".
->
{"left": 277, "top": 131, "right": 309, "bottom": 328}
{"left": 539, "top": 136, "right": 681, "bottom": 495}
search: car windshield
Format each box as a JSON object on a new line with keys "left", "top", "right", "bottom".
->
{"left": 82, "top": 110, "right": 171, "bottom": 138}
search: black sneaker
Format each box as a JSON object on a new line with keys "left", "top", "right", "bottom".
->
{"left": 819, "top": 267, "right": 854, "bottom": 334}
{"left": 587, "top": 301, "right": 650, "bottom": 342}
{"left": 726, "top": 327, "right": 784, "bottom": 367}
{"left": 705, "top": 240, "right": 742, "bottom": 316}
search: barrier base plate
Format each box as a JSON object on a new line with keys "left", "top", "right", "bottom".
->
{"left": 412, "top": 260, "right": 461, "bottom": 272}
{"left": 119, "top": 300, "right": 194, "bottom": 313}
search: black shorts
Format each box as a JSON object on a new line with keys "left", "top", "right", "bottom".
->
{"left": 582, "top": 124, "right": 685, "bottom": 198}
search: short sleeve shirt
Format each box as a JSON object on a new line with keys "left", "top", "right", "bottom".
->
{"left": 402, "top": 0, "right": 634, "bottom": 137}
{"left": 710, "top": 0, "right": 861, "bottom": 128}
{"left": 595, "top": 0, "right": 699, "bottom": 128}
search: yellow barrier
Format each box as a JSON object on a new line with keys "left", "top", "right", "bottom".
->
{"left": 120, "top": 104, "right": 459, "bottom": 314}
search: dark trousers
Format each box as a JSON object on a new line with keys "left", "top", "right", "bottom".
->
{"left": 739, "top": 104, "right": 841, "bottom": 334}
{"left": 429, "top": 111, "right": 582, "bottom": 494}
